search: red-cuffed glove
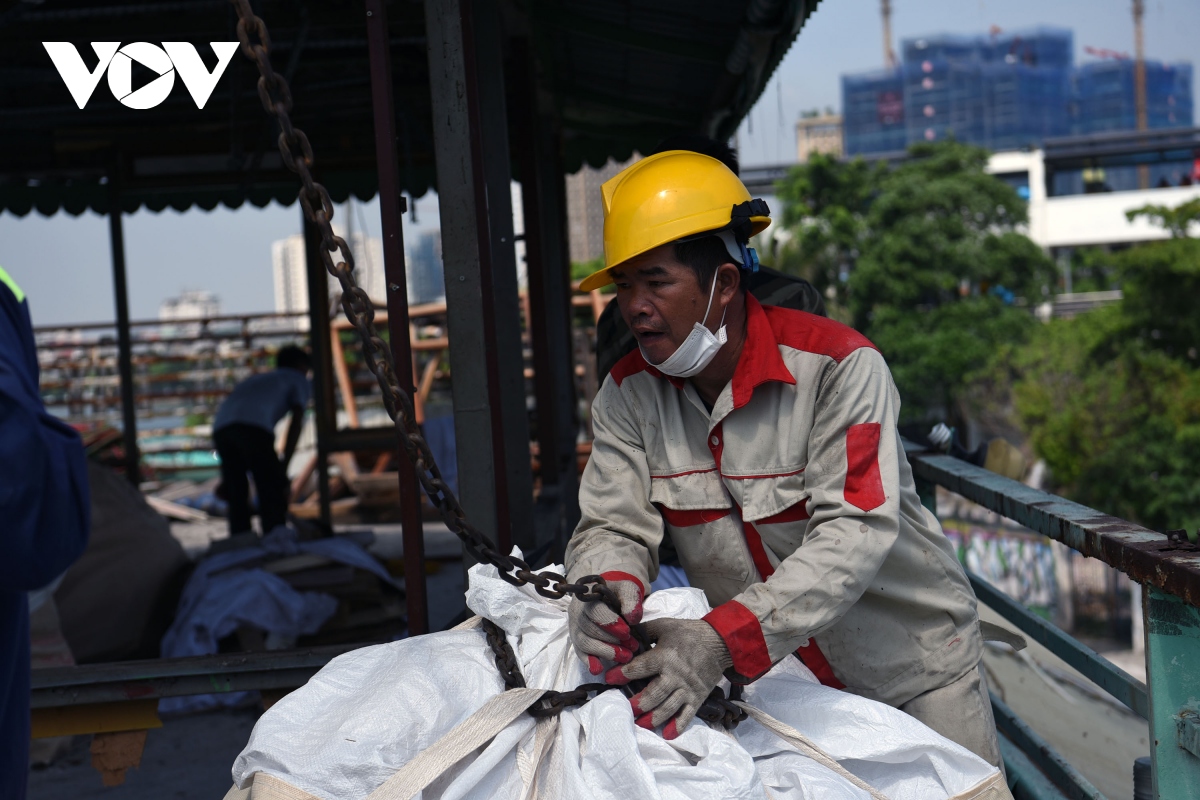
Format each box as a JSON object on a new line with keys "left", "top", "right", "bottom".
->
{"left": 605, "top": 617, "right": 732, "bottom": 740}
{"left": 566, "top": 571, "right": 645, "bottom": 676}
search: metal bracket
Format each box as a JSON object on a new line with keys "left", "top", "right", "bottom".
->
{"left": 1178, "top": 703, "right": 1200, "bottom": 761}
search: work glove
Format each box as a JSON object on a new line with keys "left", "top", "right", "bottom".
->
{"left": 928, "top": 422, "right": 953, "bottom": 450}
{"left": 567, "top": 571, "right": 645, "bottom": 676}
{"left": 604, "top": 617, "right": 733, "bottom": 740}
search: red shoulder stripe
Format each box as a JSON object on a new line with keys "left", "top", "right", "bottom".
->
{"left": 656, "top": 505, "right": 731, "bottom": 527}
{"left": 844, "top": 422, "right": 885, "bottom": 512}
{"left": 608, "top": 347, "right": 684, "bottom": 389}
{"left": 764, "top": 305, "right": 877, "bottom": 364}
{"left": 756, "top": 500, "right": 811, "bottom": 525}
{"left": 609, "top": 348, "right": 650, "bottom": 388}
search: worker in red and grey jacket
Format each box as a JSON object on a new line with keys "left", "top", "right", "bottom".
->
{"left": 0, "top": 266, "right": 90, "bottom": 799}
{"left": 564, "top": 152, "right": 1000, "bottom": 768}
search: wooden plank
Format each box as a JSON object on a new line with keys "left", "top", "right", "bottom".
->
{"left": 32, "top": 699, "right": 161, "bottom": 739}
{"left": 144, "top": 495, "right": 209, "bottom": 522}
{"left": 330, "top": 328, "right": 360, "bottom": 429}
{"left": 417, "top": 356, "right": 439, "bottom": 408}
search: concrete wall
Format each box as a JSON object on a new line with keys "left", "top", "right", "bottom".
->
{"left": 986, "top": 150, "right": 1200, "bottom": 249}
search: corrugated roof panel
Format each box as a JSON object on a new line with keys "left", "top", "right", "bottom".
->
{"left": 0, "top": 0, "right": 819, "bottom": 214}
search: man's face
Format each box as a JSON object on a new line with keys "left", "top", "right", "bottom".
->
{"left": 611, "top": 243, "right": 715, "bottom": 366}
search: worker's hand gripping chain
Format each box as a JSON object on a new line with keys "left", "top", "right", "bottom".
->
{"left": 606, "top": 618, "right": 734, "bottom": 739}
{"left": 568, "top": 574, "right": 646, "bottom": 674}
{"left": 229, "top": 0, "right": 744, "bottom": 733}
{"left": 484, "top": 617, "right": 743, "bottom": 729}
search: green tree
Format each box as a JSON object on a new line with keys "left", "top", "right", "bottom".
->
{"left": 773, "top": 152, "right": 880, "bottom": 314}
{"left": 1125, "top": 197, "right": 1200, "bottom": 239}
{"left": 571, "top": 257, "right": 604, "bottom": 283}
{"left": 1114, "top": 207, "right": 1200, "bottom": 361}
{"left": 1001, "top": 198, "right": 1200, "bottom": 532}
{"left": 1063, "top": 246, "right": 1120, "bottom": 293}
{"left": 775, "top": 140, "right": 1056, "bottom": 423}
{"left": 1009, "top": 308, "right": 1200, "bottom": 532}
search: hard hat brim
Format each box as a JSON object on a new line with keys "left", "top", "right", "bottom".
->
{"left": 579, "top": 215, "right": 770, "bottom": 292}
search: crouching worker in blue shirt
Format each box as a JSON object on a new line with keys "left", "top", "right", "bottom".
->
{"left": 0, "top": 266, "right": 90, "bottom": 800}
{"left": 213, "top": 345, "right": 312, "bottom": 535}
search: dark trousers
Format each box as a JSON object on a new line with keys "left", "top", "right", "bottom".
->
{"left": 214, "top": 423, "right": 289, "bottom": 535}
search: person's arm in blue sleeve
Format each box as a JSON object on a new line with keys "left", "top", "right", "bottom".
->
{"left": 0, "top": 273, "right": 90, "bottom": 591}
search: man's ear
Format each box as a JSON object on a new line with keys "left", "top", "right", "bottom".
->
{"left": 716, "top": 262, "right": 741, "bottom": 303}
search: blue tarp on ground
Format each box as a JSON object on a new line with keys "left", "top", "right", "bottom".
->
{"left": 160, "top": 526, "right": 400, "bottom": 714}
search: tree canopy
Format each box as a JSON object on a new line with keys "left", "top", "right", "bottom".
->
{"left": 773, "top": 140, "right": 1056, "bottom": 423}
{"left": 997, "top": 199, "right": 1200, "bottom": 532}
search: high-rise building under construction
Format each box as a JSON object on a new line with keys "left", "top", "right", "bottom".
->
{"left": 841, "top": 28, "right": 1193, "bottom": 158}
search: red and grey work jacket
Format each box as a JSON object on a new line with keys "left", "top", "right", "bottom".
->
{"left": 565, "top": 295, "right": 981, "bottom": 707}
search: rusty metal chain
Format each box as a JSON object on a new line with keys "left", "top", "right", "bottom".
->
{"left": 484, "top": 616, "right": 527, "bottom": 690}
{"left": 481, "top": 619, "right": 746, "bottom": 729}
{"left": 228, "top": 0, "right": 615, "bottom": 607}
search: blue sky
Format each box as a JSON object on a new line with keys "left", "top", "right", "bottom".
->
{"left": 3, "top": 0, "right": 1197, "bottom": 325}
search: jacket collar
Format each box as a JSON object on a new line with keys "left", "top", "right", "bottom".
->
{"left": 645, "top": 361, "right": 685, "bottom": 391}
{"left": 633, "top": 293, "right": 794, "bottom": 407}
{"left": 730, "top": 294, "right": 796, "bottom": 410}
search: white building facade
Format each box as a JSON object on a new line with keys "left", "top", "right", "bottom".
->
{"left": 271, "top": 231, "right": 388, "bottom": 330}
{"left": 987, "top": 149, "right": 1200, "bottom": 304}
{"left": 987, "top": 149, "right": 1200, "bottom": 251}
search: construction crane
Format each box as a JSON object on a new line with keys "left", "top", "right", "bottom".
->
{"left": 1083, "top": 45, "right": 1129, "bottom": 61}
{"left": 881, "top": 0, "right": 897, "bottom": 70}
{"left": 1133, "top": 0, "right": 1148, "bottom": 188}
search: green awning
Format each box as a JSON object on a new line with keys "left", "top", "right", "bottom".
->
{"left": 0, "top": 0, "right": 817, "bottom": 217}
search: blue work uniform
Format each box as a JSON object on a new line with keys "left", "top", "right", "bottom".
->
{"left": 213, "top": 369, "right": 311, "bottom": 435}
{"left": 213, "top": 368, "right": 310, "bottom": 534}
{"left": 0, "top": 266, "right": 90, "bottom": 799}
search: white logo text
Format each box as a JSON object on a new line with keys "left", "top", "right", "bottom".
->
{"left": 42, "top": 42, "right": 239, "bottom": 110}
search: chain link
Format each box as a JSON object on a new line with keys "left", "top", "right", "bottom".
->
{"left": 228, "top": 0, "right": 615, "bottom": 606}
{"left": 481, "top": 619, "right": 745, "bottom": 729}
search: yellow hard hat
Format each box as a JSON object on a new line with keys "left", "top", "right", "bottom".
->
{"left": 579, "top": 150, "right": 772, "bottom": 292}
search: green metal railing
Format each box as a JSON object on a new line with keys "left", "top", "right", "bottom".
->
{"left": 907, "top": 442, "right": 1200, "bottom": 800}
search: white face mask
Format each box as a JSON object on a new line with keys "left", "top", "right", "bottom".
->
{"left": 641, "top": 273, "right": 727, "bottom": 378}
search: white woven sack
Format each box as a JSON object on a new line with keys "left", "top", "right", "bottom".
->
{"left": 228, "top": 559, "right": 1004, "bottom": 800}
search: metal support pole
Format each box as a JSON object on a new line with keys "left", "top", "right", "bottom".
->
{"left": 365, "top": 0, "right": 427, "bottom": 635}
{"left": 543, "top": 138, "right": 583, "bottom": 526}
{"left": 1133, "top": 0, "right": 1149, "bottom": 190}
{"left": 303, "top": 213, "right": 334, "bottom": 528}
{"left": 424, "top": 0, "right": 535, "bottom": 556}
{"left": 107, "top": 176, "right": 140, "bottom": 485}
{"left": 1143, "top": 586, "right": 1200, "bottom": 799}
{"left": 510, "top": 38, "right": 580, "bottom": 559}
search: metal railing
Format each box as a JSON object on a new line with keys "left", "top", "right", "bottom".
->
{"left": 36, "top": 311, "right": 310, "bottom": 478}
{"left": 906, "top": 442, "right": 1200, "bottom": 800}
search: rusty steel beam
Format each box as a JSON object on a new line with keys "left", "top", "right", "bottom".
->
{"left": 424, "top": 0, "right": 535, "bottom": 559}
{"left": 304, "top": 213, "right": 335, "bottom": 525}
{"left": 364, "top": 0, "right": 428, "bottom": 635}
{"left": 31, "top": 646, "right": 360, "bottom": 709}
{"left": 907, "top": 449, "right": 1200, "bottom": 608}
{"left": 108, "top": 172, "right": 141, "bottom": 485}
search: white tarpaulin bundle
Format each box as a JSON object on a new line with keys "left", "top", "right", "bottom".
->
{"left": 224, "top": 560, "right": 1011, "bottom": 800}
